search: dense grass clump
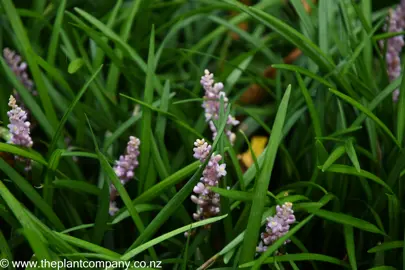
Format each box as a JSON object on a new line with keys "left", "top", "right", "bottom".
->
{"left": 0, "top": 0, "right": 405, "bottom": 269}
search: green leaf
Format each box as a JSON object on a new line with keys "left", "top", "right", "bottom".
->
{"left": 209, "top": 187, "right": 254, "bottom": 202}
{"left": 22, "top": 228, "right": 53, "bottom": 267}
{"left": 240, "top": 85, "right": 291, "bottom": 264}
{"left": 93, "top": 0, "right": 123, "bottom": 68}
{"left": 321, "top": 145, "right": 345, "bottom": 172}
{"left": 150, "top": 132, "right": 169, "bottom": 181}
{"left": 330, "top": 126, "right": 363, "bottom": 138}
{"left": 397, "top": 61, "right": 405, "bottom": 146}
{"left": 320, "top": 164, "right": 393, "bottom": 193}
{"left": 91, "top": 181, "right": 109, "bottom": 245}
{"left": 44, "top": 65, "right": 103, "bottom": 206}
{"left": 155, "top": 80, "right": 171, "bottom": 173}
{"left": 52, "top": 180, "right": 100, "bottom": 196}
{"left": 308, "top": 209, "right": 385, "bottom": 235}
{"left": 60, "top": 151, "right": 98, "bottom": 159}
{"left": 290, "top": 0, "right": 315, "bottom": 38}
{"left": 368, "top": 267, "right": 396, "bottom": 270}
{"left": 273, "top": 64, "right": 334, "bottom": 88}
{"left": 239, "top": 253, "right": 347, "bottom": 268}
{"left": 0, "top": 159, "right": 64, "bottom": 230}
{"left": 279, "top": 181, "right": 328, "bottom": 195}
{"left": 111, "top": 204, "right": 162, "bottom": 225}
{"left": 47, "top": 0, "right": 66, "bottom": 66}
{"left": 121, "top": 94, "right": 204, "bottom": 139}
{"left": 368, "top": 241, "right": 404, "bottom": 253}
{"left": 73, "top": 7, "right": 146, "bottom": 72}
{"left": 315, "top": 140, "right": 329, "bottom": 165}
{"left": 328, "top": 88, "right": 400, "bottom": 148}
{"left": 66, "top": 12, "right": 126, "bottom": 79}
{"left": 121, "top": 215, "right": 227, "bottom": 261}
{"left": 34, "top": 54, "right": 75, "bottom": 98}
{"left": 239, "top": 130, "right": 260, "bottom": 176}
{"left": 373, "top": 31, "right": 405, "bottom": 41}
{"left": 318, "top": 0, "right": 330, "bottom": 53}
{"left": 67, "top": 58, "right": 85, "bottom": 74}
{"left": 0, "top": 229, "right": 13, "bottom": 264}
{"left": 56, "top": 204, "right": 160, "bottom": 234}
{"left": 352, "top": 77, "right": 401, "bottom": 127}
{"left": 24, "top": 209, "right": 83, "bottom": 259}
{"left": 296, "top": 72, "right": 322, "bottom": 137}
{"left": 53, "top": 232, "right": 121, "bottom": 258}
{"left": 0, "top": 143, "right": 47, "bottom": 166}
{"left": 344, "top": 225, "right": 357, "bottom": 270}
{"left": 105, "top": 0, "right": 142, "bottom": 95}
{"left": 43, "top": 149, "right": 64, "bottom": 210}
{"left": 49, "top": 64, "right": 103, "bottom": 155}
{"left": 345, "top": 139, "right": 361, "bottom": 172}
{"left": 139, "top": 26, "right": 156, "bottom": 193}
{"left": 0, "top": 180, "right": 40, "bottom": 233}
{"left": 225, "top": 145, "right": 245, "bottom": 191}
{"left": 102, "top": 94, "right": 174, "bottom": 151}
{"left": 132, "top": 161, "right": 200, "bottom": 205}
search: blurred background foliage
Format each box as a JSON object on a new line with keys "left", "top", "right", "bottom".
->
{"left": 0, "top": 0, "right": 405, "bottom": 269}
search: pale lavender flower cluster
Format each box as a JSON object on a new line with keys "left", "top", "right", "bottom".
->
{"left": 191, "top": 139, "right": 226, "bottom": 223}
{"left": 201, "top": 70, "right": 239, "bottom": 144}
{"left": 256, "top": 202, "right": 296, "bottom": 253}
{"left": 380, "top": 1, "right": 405, "bottom": 102}
{"left": 7, "top": 96, "right": 33, "bottom": 148}
{"left": 109, "top": 136, "right": 141, "bottom": 216}
{"left": 7, "top": 95, "right": 33, "bottom": 171}
{"left": 3, "top": 48, "right": 36, "bottom": 101}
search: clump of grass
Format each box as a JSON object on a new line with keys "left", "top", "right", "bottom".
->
{"left": 0, "top": 0, "right": 404, "bottom": 269}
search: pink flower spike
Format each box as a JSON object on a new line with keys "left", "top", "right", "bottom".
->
{"left": 190, "top": 139, "right": 227, "bottom": 223}
{"left": 109, "top": 136, "right": 141, "bottom": 216}
{"left": 257, "top": 202, "right": 296, "bottom": 253}
{"left": 200, "top": 69, "right": 239, "bottom": 144}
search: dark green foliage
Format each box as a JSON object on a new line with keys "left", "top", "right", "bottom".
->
{"left": 0, "top": 0, "right": 404, "bottom": 269}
